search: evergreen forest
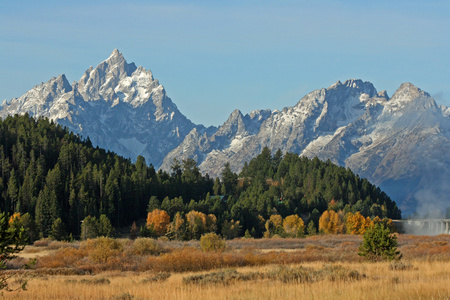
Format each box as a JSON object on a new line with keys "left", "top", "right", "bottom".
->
{"left": 0, "top": 114, "right": 401, "bottom": 241}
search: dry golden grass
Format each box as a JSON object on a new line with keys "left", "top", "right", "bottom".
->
{"left": 2, "top": 234, "right": 449, "bottom": 299}
{"left": 2, "top": 261, "right": 449, "bottom": 300}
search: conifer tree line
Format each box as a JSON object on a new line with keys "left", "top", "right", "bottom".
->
{"left": 0, "top": 114, "right": 401, "bottom": 241}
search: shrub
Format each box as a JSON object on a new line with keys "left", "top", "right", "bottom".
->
{"left": 81, "top": 237, "right": 123, "bottom": 263}
{"left": 79, "top": 278, "right": 111, "bottom": 285}
{"left": 47, "top": 240, "right": 78, "bottom": 250}
{"left": 182, "top": 269, "right": 255, "bottom": 285}
{"left": 358, "top": 223, "right": 402, "bottom": 262}
{"left": 33, "top": 238, "right": 53, "bottom": 247}
{"left": 130, "top": 238, "right": 163, "bottom": 256}
{"left": 37, "top": 246, "right": 86, "bottom": 269}
{"left": 389, "top": 261, "right": 414, "bottom": 271}
{"left": 200, "top": 233, "right": 226, "bottom": 252}
{"left": 140, "top": 272, "right": 171, "bottom": 283}
{"left": 150, "top": 247, "right": 224, "bottom": 272}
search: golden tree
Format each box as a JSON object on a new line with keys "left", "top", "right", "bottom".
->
{"left": 372, "top": 216, "right": 396, "bottom": 232}
{"left": 319, "top": 210, "right": 344, "bottom": 234}
{"left": 345, "top": 212, "right": 372, "bottom": 235}
{"left": 264, "top": 214, "right": 283, "bottom": 237}
{"left": 146, "top": 209, "right": 170, "bottom": 236}
{"left": 168, "top": 212, "right": 186, "bottom": 240}
{"left": 283, "top": 214, "right": 305, "bottom": 237}
{"left": 185, "top": 210, "right": 217, "bottom": 239}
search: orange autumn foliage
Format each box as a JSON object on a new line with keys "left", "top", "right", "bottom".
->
{"left": 345, "top": 212, "right": 372, "bottom": 234}
{"left": 318, "top": 210, "right": 344, "bottom": 234}
{"left": 146, "top": 209, "right": 170, "bottom": 236}
{"left": 283, "top": 215, "right": 305, "bottom": 237}
{"left": 8, "top": 212, "right": 21, "bottom": 225}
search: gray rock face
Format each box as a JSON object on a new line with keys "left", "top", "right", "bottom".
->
{"left": 1, "top": 50, "right": 448, "bottom": 216}
{"left": 0, "top": 49, "right": 202, "bottom": 168}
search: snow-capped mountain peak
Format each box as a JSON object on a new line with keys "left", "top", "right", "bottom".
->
{"left": 76, "top": 49, "right": 137, "bottom": 102}
{"left": 1, "top": 50, "right": 199, "bottom": 169}
{"left": 383, "top": 82, "right": 437, "bottom": 114}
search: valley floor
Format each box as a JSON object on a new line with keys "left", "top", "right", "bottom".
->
{"left": 3, "top": 234, "right": 450, "bottom": 300}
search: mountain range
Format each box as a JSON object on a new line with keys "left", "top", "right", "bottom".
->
{"left": 2, "top": 50, "right": 449, "bottom": 217}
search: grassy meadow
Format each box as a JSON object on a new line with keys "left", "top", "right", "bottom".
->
{"left": 2, "top": 234, "right": 450, "bottom": 300}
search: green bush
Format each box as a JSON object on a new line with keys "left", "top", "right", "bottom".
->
{"left": 358, "top": 223, "right": 402, "bottom": 262}
{"left": 199, "top": 233, "right": 226, "bottom": 252}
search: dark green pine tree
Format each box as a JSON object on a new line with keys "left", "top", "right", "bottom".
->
{"left": 147, "top": 196, "right": 160, "bottom": 213}
{"left": 7, "top": 169, "right": 19, "bottom": 212}
{"left": 221, "top": 163, "right": 237, "bottom": 196}
{"left": 35, "top": 186, "right": 59, "bottom": 238}
{"left": 51, "top": 218, "right": 67, "bottom": 241}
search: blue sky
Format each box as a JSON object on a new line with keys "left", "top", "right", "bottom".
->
{"left": 1, "top": 1, "right": 449, "bottom": 126}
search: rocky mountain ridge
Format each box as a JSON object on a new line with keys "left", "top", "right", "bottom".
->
{"left": 1, "top": 49, "right": 207, "bottom": 168}
{"left": 162, "top": 80, "right": 449, "bottom": 216}
{"left": 2, "top": 50, "right": 448, "bottom": 216}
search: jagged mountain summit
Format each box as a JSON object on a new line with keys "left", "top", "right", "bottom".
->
{"left": 162, "top": 79, "right": 449, "bottom": 216}
{"left": 1, "top": 50, "right": 448, "bottom": 216}
{"left": 0, "top": 49, "right": 208, "bottom": 168}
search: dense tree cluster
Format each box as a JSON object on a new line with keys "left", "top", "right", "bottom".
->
{"left": 0, "top": 115, "right": 213, "bottom": 240}
{"left": 0, "top": 115, "right": 401, "bottom": 241}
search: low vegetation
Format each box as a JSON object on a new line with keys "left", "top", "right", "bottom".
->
{"left": 0, "top": 232, "right": 447, "bottom": 298}
{"left": 1, "top": 259, "right": 449, "bottom": 299}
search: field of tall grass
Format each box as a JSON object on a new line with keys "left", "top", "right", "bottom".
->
{"left": 2, "top": 234, "right": 449, "bottom": 299}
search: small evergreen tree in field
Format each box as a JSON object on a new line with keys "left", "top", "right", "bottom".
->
{"left": 358, "top": 223, "right": 402, "bottom": 262}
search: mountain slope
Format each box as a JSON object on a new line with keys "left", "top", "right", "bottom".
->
{"left": 165, "top": 80, "right": 449, "bottom": 216}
